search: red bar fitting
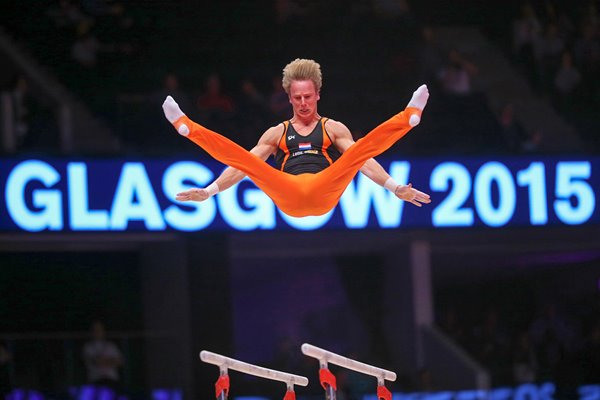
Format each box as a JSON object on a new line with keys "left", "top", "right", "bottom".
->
{"left": 319, "top": 368, "right": 337, "bottom": 391}
{"left": 377, "top": 385, "right": 391, "bottom": 400}
{"left": 215, "top": 375, "right": 230, "bottom": 398}
{"left": 283, "top": 390, "right": 296, "bottom": 400}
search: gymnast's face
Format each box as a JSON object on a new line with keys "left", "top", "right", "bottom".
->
{"left": 289, "top": 80, "right": 320, "bottom": 120}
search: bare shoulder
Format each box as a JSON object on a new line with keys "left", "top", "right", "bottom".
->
{"left": 258, "top": 123, "right": 286, "bottom": 145}
{"left": 324, "top": 118, "right": 352, "bottom": 139}
{"left": 251, "top": 123, "right": 286, "bottom": 159}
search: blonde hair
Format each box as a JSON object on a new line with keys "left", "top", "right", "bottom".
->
{"left": 281, "top": 58, "right": 322, "bottom": 94}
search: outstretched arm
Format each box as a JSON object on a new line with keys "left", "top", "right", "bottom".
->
{"left": 328, "top": 119, "right": 431, "bottom": 207}
{"left": 175, "top": 124, "right": 282, "bottom": 202}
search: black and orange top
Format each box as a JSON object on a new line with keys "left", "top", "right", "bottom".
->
{"left": 274, "top": 118, "right": 342, "bottom": 175}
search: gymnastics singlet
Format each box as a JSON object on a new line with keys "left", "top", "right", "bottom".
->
{"left": 274, "top": 118, "right": 341, "bottom": 175}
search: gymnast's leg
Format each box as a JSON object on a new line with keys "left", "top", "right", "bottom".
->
{"left": 303, "top": 85, "right": 430, "bottom": 214}
{"left": 163, "top": 96, "right": 312, "bottom": 215}
{"left": 163, "top": 83, "right": 428, "bottom": 217}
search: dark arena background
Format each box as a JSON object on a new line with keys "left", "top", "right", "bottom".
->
{"left": 1, "top": 1, "right": 599, "bottom": 400}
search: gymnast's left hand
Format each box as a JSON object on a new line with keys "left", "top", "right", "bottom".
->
{"left": 175, "top": 188, "right": 210, "bottom": 202}
{"left": 394, "top": 183, "right": 431, "bottom": 207}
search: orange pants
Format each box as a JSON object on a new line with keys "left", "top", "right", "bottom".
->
{"left": 174, "top": 107, "right": 420, "bottom": 217}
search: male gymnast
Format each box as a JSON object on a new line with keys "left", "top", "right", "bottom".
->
{"left": 163, "top": 58, "right": 431, "bottom": 217}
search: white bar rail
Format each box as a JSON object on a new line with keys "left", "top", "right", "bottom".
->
{"left": 301, "top": 343, "right": 396, "bottom": 382}
{"left": 200, "top": 350, "right": 309, "bottom": 387}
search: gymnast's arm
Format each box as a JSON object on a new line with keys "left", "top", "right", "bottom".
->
{"left": 327, "top": 119, "right": 431, "bottom": 207}
{"left": 175, "top": 125, "right": 281, "bottom": 202}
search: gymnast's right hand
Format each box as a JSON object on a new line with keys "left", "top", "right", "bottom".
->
{"left": 175, "top": 188, "right": 210, "bottom": 202}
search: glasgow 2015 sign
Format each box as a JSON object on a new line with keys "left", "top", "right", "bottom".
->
{"left": 1, "top": 157, "right": 597, "bottom": 232}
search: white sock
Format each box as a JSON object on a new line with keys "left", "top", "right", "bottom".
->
{"left": 162, "top": 96, "right": 185, "bottom": 122}
{"left": 406, "top": 84, "right": 429, "bottom": 127}
{"left": 162, "top": 96, "right": 189, "bottom": 135}
{"left": 407, "top": 84, "right": 429, "bottom": 110}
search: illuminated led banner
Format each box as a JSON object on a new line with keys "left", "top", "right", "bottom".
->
{"left": 0, "top": 157, "right": 597, "bottom": 232}
{"left": 362, "top": 382, "right": 600, "bottom": 400}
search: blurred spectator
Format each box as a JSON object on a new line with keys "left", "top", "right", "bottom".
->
{"left": 501, "top": 1, "right": 600, "bottom": 150}
{"left": 236, "top": 78, "right": 269, "bottom": 148}
{"left": 89, "top": 2, "right": 136, "bottom": 59}
{"left": 268, "top": 75, "right": 291, "bottom": 123}
{"left": 513, "top": 3, "right": 542, "bottom": 56}
{"left": 511, "top": 331, "right": 538, "bottom": 384}
{"left": 540, "top": 2, "right": 559, "bottom": 26}
{"left": 513, "top": 3, "right": 542, "bottom": 84}
{"left": 155, "top": 73, "right": 192, "bottom": 112}
{"left": 553, "top": 51, "right": 581, "bottom": 113}
{"left": 152, "top": 72, "right": 193, "bottom": 147}
{"left": 47, "top": 0, "right": 93, "bottom": 29}
{"left": 71, "top": 28, "right": 102, "bottom": 69}
{"left": 498, "top": 103, "right": 528, "bottom": 153}
{"left": 521, "top": 129, "right": 545, "bottom": 154}
{"left": 438, "top": 50, "right": 478, "bottom": 96}
{"left": 436, "top": 296, "right": 597, "bottom": 386}
{"left": 8, "top": 75, "right": 32, "bottom": 149}
{"left": 579, "top": 1, "right": 599, "bottom": 28}
{"left": 373, "top": 0, "right": 417, "bottom": 33}
{"left": 572, "top": 23, "right": 600, "bottom": 99}
{"left": 534, "top": 23, "right": 565, "bottom": 92}
{"left": 0, "top": 341, "right": 12, "bottom": 400}
{"left": 417, "top": 26, "right": 445, "bottom": 86}
{"left": 115, "top": 72, "right": 192, "bottom": 149}
{"left": 71, "top": 24, "right": 129, "bottom": 71}
{"left": 238, "top": 79, "right": 267, "bottom": 111}
{"left": 197, "top": 74, "right": 234, "bottom": 113}
{"left": 196, "top": 74, "right": 236, "bottom": 132}
{"left": 119, "top": 72, "right": 191, "bottom": 110}
{"left": 82, "top": 321, "right": 123, "bottom": 391}
{"left": 274, "top": 0, "right": 309, "bottom": 24}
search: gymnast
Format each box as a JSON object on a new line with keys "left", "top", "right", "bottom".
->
{"left": 163, "top": 58, "right": 431, "bottom": 217}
